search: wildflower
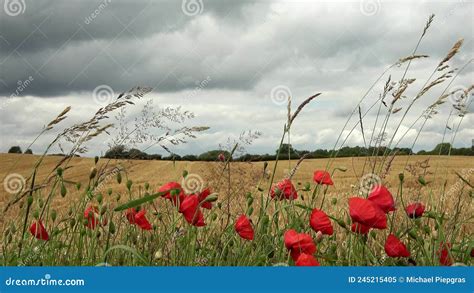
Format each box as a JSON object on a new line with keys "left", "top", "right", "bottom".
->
{"left": 197, "top": 188, "right": 213, "bottom": 209}
{"left": 270, "top": 179, "right": 298, "bottom": 200}
{"left": 349, "top": 197, "right": 387, "bottom": 229}
{"left": 179, "top": 195, "right": 205, "bottom": 227}
{"left": 367, "top": 185, "right": 395, "bottom": 213}
{"left": 295, "top": 253, "right": 320, "bottom": 266}
{"left": 384, "top": 234, "right": 410, "bottom": 257}
{"left": 405, "top": 203, "right": 425, "bottom": 219}
{"left": 284, "top": 229, "right": 316, "bottom": 261}
{"left": 313, "top": 170, "right": 333, "bottom": 185}
{"left": 218, "top": 153, "right": 225, "bottom": 162}
{"left": 438, "top": 243, "right": 453, "bottom": 266}
{"left": 234, "top": 215, "right": 254, "bottom": 241}
{"left": 29, "top": 220, "right": 49, "bottom": 241}
{"left": 159, "top": 182, "right": 185, "bottom": 206}
{"left": 309, "top": 209, "right": 333, "bottom": 235}
{"left": 125, "top": 208, "right": 152, "bottom": 230}
{"left": 351, "top": 223, "right": 370, "bottom": 235}
{"left": 84, "top": 205, "right": 105, "bottom": 229}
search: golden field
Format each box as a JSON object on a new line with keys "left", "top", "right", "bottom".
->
{"left": 1, "top": 153, "right": 473, "bottom": 228}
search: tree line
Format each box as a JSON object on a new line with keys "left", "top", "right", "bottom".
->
{"left": 7, "top": 142, "right": 472, "bottom": 161}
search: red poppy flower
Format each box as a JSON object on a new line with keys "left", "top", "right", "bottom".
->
{"left": 438, "top": 243, "right": 453, "bottom": 266}
{"left": 309, "top": 209, "right": 333, "bottom": 235}
{"left": 125, "top": 208, "right": 152, "bottom": 230}
{"left": 270, "top": 179, "right": 298, "bottom": 200}
{"left": 367, "top": 185, "right": 395, "bottom": 213}
{"left": 197, "top": 188, "right": 213, "bottom": 209}
{"left": 295, "top": 253, "right": 320, "bottom": 266}
{"left": 405, "top": 203, "right": 425, "bottom": 219}
{"left": 384, "top": 234, "right": 410, "bottom": 257}
{"left": 218, "top": 153, "right": 225, "bottom": 162}
{"left": 234, "top": 215, "right": 254, "bottom": 240}
{"left": 29, "top": 220, "right": 49, "bottom": 241}
{"left": 159, "top": 182, "right": 185, "bottom": 206}
{"left": 313, "top": 170, "right": 333, "bottom": 185}
{"left": 179, "top": 195, "right": 205, "bottom": 227}
{"left": 351, "top": 223, "right": 370, "bottom": 234}
{"left": 84, "top": 205, "right": 105, "bottom": 229}
{"left": 349, "top": 197, "right": 387, "bottom": 229}
{"left": 284, "top": 229, "right": 316, "bottom": 261}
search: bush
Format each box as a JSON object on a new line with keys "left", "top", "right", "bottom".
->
{"left": 8, "top": 146, "right": 22, "bottom": 154}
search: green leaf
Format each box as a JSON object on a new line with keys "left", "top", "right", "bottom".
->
{"left": 113, "top": 192, "right": 165, "bottom": 212}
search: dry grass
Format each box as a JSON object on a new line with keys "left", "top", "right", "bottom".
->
{"left": 2, "top": 153, "right": 472, "bottom": 229}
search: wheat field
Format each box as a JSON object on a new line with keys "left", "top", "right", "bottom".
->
{"left": 2, "top": 153, "right": 472, "bottom": 226}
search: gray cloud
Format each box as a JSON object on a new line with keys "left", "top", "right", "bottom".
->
{"left": 0, "top": 0, "right": 473, "bottom": 155}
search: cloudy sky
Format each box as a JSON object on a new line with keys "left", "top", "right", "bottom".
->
{"left": 0, "top": 0, "right": 473, "bottom": 157}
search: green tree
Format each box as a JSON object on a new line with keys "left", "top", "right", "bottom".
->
{"left": 8, "top": 146, "right": 22, "bottom": 154}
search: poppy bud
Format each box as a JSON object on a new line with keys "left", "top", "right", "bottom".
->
{"left": 116, "top": 194, "right": 121, "bottom": 201}
{"left": 97, "top": 193, "right": 103, "bottom": 204}
{"left": 182, "top": 170, "right": 188, "bottom": 178}
{"left": 331, "top": 198, "right": 337, "bottom": 205}
{"left": 116, "top": 172, "right": 122, "bottom": 184}
{"left": 202, "top": 194, "right": 218, "bottom": 203}
{"left": 70, "top": 218, "right": 76, "bottom": 228}
{"left": 56, "top": 167, "right": 63, "bottom": 177}
{"left": 303, "top": 182, "right": 311, "bottom": 191}
{"left": 60, "top": 183, "right": 67, "bottom": 197}
{"left": 398, "top": 173, "right": 404, "bottom": 182}
{"left": 418, "top": 176, "right": 426, "bottom": 186}
{"left": 211, "top": 213, "right": 218, "bottom": 221}
{"left": 247, "top": 206, "right": 254, "bottom": 216}
{"left": 27, "top": 195, "right": 33, "bottom": 206}
{"left": 76, "top": 182, "right": 81, "bottom": 190}
{"left": 408, "top": 228, "right": 419, "bottom": 240}
{"left": 89, "top": 167, "right": 97, "bottom": 179}
{"left": 38, "top": 198, "right": 44, "bottom": 208}
{"left": 144, "top": 182, "right": 150, "bottom": 190}
{"left": 51, "top": 210, "right": 57, "bottom": 222}
{"left": 108, "top": 221, "right": 116, "bottom": 234}
{"left": 107, "top": 188, "right": 112, "bottom": 196}
{"left": 32, "top": 210, "right": 39, "bottom": 219}
{"left": 126, "top": 180, "right": 133, "bottom": 191}
{"left": 247, "top": 197, "right": 254, "bottom": 207}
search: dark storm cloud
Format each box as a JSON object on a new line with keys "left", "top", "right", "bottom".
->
{"left": 0, "top": 0, "right": 472, "bottom": 98}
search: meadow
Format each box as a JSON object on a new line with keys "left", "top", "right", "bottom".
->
{"left": 0, "top": 14, "right": 473, "bottom": 267}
